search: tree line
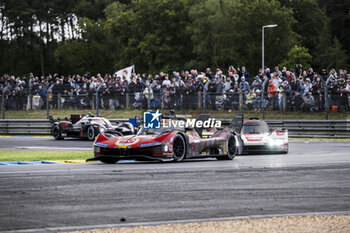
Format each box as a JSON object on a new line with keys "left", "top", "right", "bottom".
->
{"left": 0, "top": 0, "right": 349, "bottom": 76}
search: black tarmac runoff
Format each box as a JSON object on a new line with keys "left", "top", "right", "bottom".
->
{"left": 0, "top": 140, "right": 349, "bottom": 232}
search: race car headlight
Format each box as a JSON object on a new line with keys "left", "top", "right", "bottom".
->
{"left": 269, "top": 140, "right": 284, "bottom": 146}
{"left": 162, "top": 142, "right": 169, "bottom": 152}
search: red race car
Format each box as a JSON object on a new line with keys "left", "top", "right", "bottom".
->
{"left": 87, "top": 114, "right": 244, "bottom": 164}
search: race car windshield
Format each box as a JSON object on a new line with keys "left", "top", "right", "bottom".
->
{"left": 242, "top": 123, "right": 269, "bottom": 134}
{"left": 137, "top": 127, "right": 172, "bottom": 135}
{"left": 137, "top": 119, "right": 186, "bottom": 135}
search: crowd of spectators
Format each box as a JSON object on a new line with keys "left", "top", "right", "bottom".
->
{"left": 1, "top": 65, "right": 350, "bottom": 112}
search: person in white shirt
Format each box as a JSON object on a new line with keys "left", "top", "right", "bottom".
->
{"left": 224, "top": 76, "right": 233, "bottom": 93}
{"left": 162, "top": 75, "right": 171, "bottom": 87}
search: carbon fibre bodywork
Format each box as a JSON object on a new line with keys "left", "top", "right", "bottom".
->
{"left": 51, "top": 115, "right": 134, "bottom": 140}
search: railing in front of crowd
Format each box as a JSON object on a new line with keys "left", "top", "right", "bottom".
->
{"left": 0, "top": 89, "right": 349, "bottom": 119}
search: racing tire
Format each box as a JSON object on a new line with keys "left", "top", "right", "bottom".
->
{"left": 173, "top": 134, "right": 186, "bottom": 162}
{"left": 100, "top": 158, "right": 119, "bottom": 164}
{"left": 87, "top": 126, "right": 95, "bottom": 141}
{"left": 52, "top": 125, "right": 64, "bottom": 140}
{"left": 217, "top": 134, "right": 236, "bottom": 160}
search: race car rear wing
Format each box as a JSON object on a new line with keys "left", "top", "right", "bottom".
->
{"left": 228, "top": 113, "right": 244, "bottom": 133}
{"left": 49, "top": 116, "right": 70, "bottom": 124}
{"left": 70, "top": 114, "right": 83, "bottom": 124}
{"left": 49, "top": 114, "right": 88, "bottom": 124}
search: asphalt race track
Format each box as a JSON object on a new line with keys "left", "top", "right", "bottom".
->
{"left": 0, "top": 139, "right": 350, "bottom": 232}
{"left": 0, "top": 137, "right": 92, "bottom": 150}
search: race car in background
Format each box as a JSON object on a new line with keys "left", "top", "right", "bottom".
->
{"left": 87, "top": 114, "right": 244, "bottom": 164}
{"left": 51, "top": 114, "right": 134, "bottom": 140}
{"left": 240, "top": 119, "right": 288, "bottom": 153}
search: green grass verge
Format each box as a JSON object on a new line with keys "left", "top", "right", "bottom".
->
{"left": 0, "top": 151, "right": 92, "bottom": 161}
{"left": 1, "top": 109, "right": 349, "bottom": 120}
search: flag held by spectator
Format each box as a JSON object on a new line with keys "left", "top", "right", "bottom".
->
{"left": 115, "top": 65, "right": 135, "bottom": 83}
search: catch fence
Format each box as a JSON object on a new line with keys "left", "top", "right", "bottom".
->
{"left": 1, "top": 90, "right": 349, "bottom": 119}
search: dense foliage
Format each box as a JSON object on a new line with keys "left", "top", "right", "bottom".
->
{"left": 0, "top": 0, "right": 348, "bottom": 76}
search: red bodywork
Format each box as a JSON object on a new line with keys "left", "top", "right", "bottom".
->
{"left": 92, "top": 128, "right": 239, "bottom": 161}
{"left": 93, "top": 131, "right": 177, "bottom": 160}
{"left": 89, "top": 113, "right": 245, "bottom": 162}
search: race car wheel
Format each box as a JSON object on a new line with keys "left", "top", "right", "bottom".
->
{"left": 87, "top": 126, "right": 95, "bottom": 141}
{"left": 217, "top": 134, "right": 236, "bottom": 160}
{"left": 173, "top": 134, "right": 186, "bottom": 162}
{"left": 52, "top": 125, "right": 64, "bottom": 140}
{"left": 100, "top": 158, "right": 119, "bottom": 164}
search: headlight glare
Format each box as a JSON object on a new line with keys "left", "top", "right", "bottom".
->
{"left": 269, "top": 140, "right": 284, "bottom": 146}
{"left": 162, "top": 142, "right": 169, "bottom": 152}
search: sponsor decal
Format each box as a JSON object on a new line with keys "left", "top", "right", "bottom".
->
{"left": 95, "top": 142, "right": 108, "bottom": 148}
{"left": 244, "top": 134, "right": 263, "bottom": 141}
{"left": 139, "top": 142, "right": 162, "bottom": 147}
{"left": 115, "top": 137, "right": 140, "bottom": 147}
{"left": 143, "top": 110, "right": 161, "bottom": 129}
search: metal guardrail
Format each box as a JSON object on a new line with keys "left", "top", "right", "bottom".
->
{"left": 0, "top": 119, "right": 349, "bottom": 138}
{"left": 0, "top": 119, "right": 51, "bottom": 135}
{"left": 267, "top": 120, "right": 350, "bottom": 138}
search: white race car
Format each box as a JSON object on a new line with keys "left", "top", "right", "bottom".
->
{"left": 240, "top": 119, "right": 288, "bottom": 154}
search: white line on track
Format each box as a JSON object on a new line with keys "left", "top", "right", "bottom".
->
{"left": 1, "top": 160, "right": 350, "bottom": 174}
{"left": 2, "top": 210, "right": 350, "bottom": 233}
{"left": 16, "top": 146, "right": 91, "bottom": 151}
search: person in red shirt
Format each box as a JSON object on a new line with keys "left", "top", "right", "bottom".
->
{"left": 264, "top": 80, "right": 278, "bottom": 110}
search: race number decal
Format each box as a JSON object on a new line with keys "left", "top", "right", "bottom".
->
{"left": 115, "top": 137, "right": 140, "bottom": 147}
